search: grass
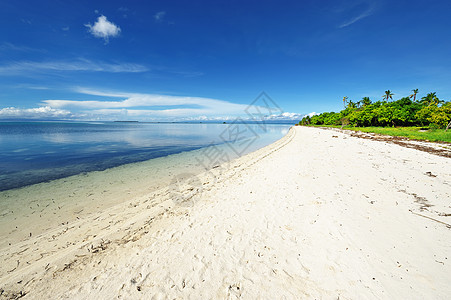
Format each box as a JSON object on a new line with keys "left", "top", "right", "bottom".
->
{"left": 306, "top": 125, "right": 451, "bottom": 143}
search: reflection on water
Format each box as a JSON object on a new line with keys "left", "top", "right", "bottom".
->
{"left": 0, "top": 122, "right": 291, "bottom": 191}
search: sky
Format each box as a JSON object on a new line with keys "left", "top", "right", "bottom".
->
{"left": 0, "top": 0, "right": 450, "bottom": 121}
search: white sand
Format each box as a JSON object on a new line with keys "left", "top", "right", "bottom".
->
{"left": 0, "top": 148, "right": 212, "bottom": 249}
{"left": 1, "top": 126, "right": 450, "bottom": 299}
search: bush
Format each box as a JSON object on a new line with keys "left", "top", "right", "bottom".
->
{"left": 299, "top": 93, "right": 449, "bottom": 129}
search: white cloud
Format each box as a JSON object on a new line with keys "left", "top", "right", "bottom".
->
{"left": 265, "top": 112, "right": 304, "bottom": 121}
{"left": 0, "top": 42, "right": 45, "bottom": 53}
{"left": 0, "top": 59, "right": 148, "bottom": 74}
{"left": 336, "top": 1, "right": 376, "bottom": 29}
{"left": 85, "top": 15, "right": 121, "bottom": 43}
{"left": 154, "top": 11, "right": 166, "bottom": 22}
{"left": 0, "top": 106, "right": 72, "bottom": 119}
{"left": 40, "top": 88, "right": 289, "bottom": 121}
{"left": 2, "top": 88, "right": 300, "bottom": 122}
{"left": 89, "top": 108, "right": 209, "bottom": 118}
{"left": 43, "top": 91, "right": 250, "bottom": 116}
{"left": 339, "top": 6, "right": 374, "bottom": 28}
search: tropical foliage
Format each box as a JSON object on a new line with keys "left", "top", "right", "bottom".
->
{"left": 299, "top": 90, "right": 451, "bottom": 130}
{"left": 410, "top": 89, "right": 418, "bottom": 102}
{"left": 383, "top": 90, "right": 394, "bottom": 101}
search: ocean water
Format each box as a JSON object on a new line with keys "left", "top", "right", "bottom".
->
{"left": 0, "top": 121, "right": 290, "bottom": 191}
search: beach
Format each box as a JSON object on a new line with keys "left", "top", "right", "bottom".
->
{"left": 1, "top": 126, "right": 450, "bottom": 298}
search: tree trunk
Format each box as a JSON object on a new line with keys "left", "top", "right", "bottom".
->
{"left": 446, "top": 120, "right": 451, "bottom": 132}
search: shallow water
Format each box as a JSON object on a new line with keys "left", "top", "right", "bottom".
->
{"left": 0, "top": 121, "right": 290, "bottom": 191}
{"left": 0, "top": 121, "right": 290, "bottom": 247}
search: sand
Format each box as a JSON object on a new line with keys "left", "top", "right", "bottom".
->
{"left": 1, "top": 126, "right": 450, "bottom": 299}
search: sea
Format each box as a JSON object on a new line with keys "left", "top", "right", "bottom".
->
{"left": 0, "top": 121, "right": 291, "bottom": 247}
{"left": 0, "top": 121, "right": 290, "bottom": 191}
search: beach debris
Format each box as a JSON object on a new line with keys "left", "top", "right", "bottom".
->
{"left": 409, "top": 210, "right": 451, "bottom": 228}
{"left": 398, "top": 189, "right": 433, "bottom": 211}
{"left": 87, "top": 239, "right": 111, "bottom": 253}
{"left": 0, "top": 210, "right": 10, "bottom": 217}
{"left": 321, "top": 127, "right": 451, "bottom": 158}
{"left": 228, "top": 284, "right": 242, "bottom": 297}
{"left": 7, "top": 260, "right": 20, "bottom": 273}
{"left": 61, "top": 259, "right": 77, "bottom": 271}
{"left": 0, "top": 289, "right": 27, "bottom": 299}
{"left": 17, "top": 247, "right": 29, "bottom": 255}
{"left": 425, "top": 171, "right": 437, "bottom": 177}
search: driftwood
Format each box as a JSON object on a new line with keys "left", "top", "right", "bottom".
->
{"left": 409, "top": 210, "right": 451, "bottom": 229}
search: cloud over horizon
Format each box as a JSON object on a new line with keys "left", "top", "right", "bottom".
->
{"left": 0, "top": 88, "right": 303, "bottom": 122}
{"left": 0, "top": 106, "right": 72, "bottom": 119}
{"left": 42, "top": 89, "right": 257, "bottom": 119}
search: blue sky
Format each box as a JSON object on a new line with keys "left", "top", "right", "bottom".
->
{"left": 0, "top": 0, "right": 450, "bottom": 121}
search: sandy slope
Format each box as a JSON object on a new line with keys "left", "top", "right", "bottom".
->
{"left": 1, "top": 126, "right": 450, "bottom": 299}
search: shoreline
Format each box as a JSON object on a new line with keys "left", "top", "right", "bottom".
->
{"left": 0, "top": 126, "right": 288, "bottom": 250}
{"left": 1, "top": 126, "right": 450, "bottom": 298}
{"left": 0, "top": 128, "right": 294, "bottom": 292}
{"left": 0, "top": 122, "right": 290, "bottom": 191}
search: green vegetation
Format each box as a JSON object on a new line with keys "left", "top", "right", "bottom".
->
{"left": 306, "top": 125, "right": 451, "bottom": 143}
{"left": 300, "top": 90, "right": 451, "bottom": 132}
{"left": 350, "top": 127, "right": 451, "bottom": 143}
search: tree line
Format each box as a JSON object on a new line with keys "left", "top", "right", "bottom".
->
{"left": 299, "top": 90, "right": 451, "bottom": 131}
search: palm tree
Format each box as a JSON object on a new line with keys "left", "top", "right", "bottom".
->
{"left": 347, "top": 100, "right": 357, "bottom": 109}
{"left": 383, "top": 90, "right": 394, "bottom": 101}
{"left": 420, "top": 92, "right": 443, "bottom": 106}
{"left": 343, "top": 96, "right": 348, "bottom": 108}
{"left": 361, "top": 97, "right": 371, "bottom": 106}
{"left": 356, "top": 100, "right": 362, "bottom": 108}
{"left": 410, "top": 89, "right": 419, "bottom": 102}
